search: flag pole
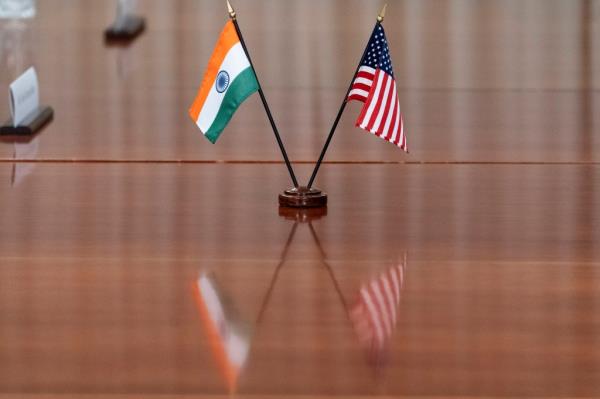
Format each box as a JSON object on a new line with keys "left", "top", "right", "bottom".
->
{"left": 255, "top": 221, "right": 298, "bottom": 323}
{"left": 227, "top": 0, "right": 299, "bottom": 188}
{"left": 306, "top": 4, "right": 386, "bottom": 190}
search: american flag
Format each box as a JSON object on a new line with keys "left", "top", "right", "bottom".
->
{"left": 350, "top": 261, "right": 406, "bottom": 361}
{"left": 348, "top": 23, "right": 406, "bottom": 151}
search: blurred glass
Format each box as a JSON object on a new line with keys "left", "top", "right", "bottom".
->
{"left": 0, "top": 20, "right": 33, "bottom": 83}
{"left": 11, "top": 137, "right": 39, "bottom": 187}
{"left": 115, "top": 0, "right": 136, "bottom": 28}
{"left": 0, "top": 0, "right": 35, "bottom": 19}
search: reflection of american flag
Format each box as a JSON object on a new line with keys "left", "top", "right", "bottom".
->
{"left": 350, "top": 261, "right": 405, "bottom": 356}
{"left": 348, "top": 23, "right": 406, "bottom": 151}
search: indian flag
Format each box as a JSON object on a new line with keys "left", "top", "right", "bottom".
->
{"left": 189, "top": 20, "right": 259, "bottom": 143}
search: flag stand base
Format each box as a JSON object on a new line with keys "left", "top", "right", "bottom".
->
{"left": 278, "top": 186, "right": 327, "bottom": 208}
{"left": 279, "top": 205, "right": 327, "bottom": 221}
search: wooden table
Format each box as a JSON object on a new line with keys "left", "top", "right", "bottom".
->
{"left": 0, "top": 1, "right": 599, "bottom": 398}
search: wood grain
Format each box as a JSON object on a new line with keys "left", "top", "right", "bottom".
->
{"left": 0, "top": 0, "right": 598, "bottom": 162}
{"left": 0, "top": 164, "right": 599, "bottom": 397}
{"left": 0, "top": 0, "right": 599, "bottom": 397}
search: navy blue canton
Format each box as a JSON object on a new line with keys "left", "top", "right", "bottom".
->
{"left": 362, "top": 23, "right": 394, "bottom": 78}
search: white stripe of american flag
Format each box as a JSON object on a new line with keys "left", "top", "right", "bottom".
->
{"left": 351, "top": 262, "right": 406, "bottom": 350}
{"left": 359, "top": 70, "right": 385, "bottom": 129}
{"left": 380, "top": 276, "right": 397, "bottom": 324}
{"left": 374, "top": 76, "right": 394, "bottom": 133}
{"left": 381, "top": 84, "right": 397, "bottom": 139}
{"left": 360, "top": 288, "right": 385, "bottom": 344}
{"left": 369, "top": 280, "right": 392, "bottom": 335}
{"left": 348, "top": 66, "right": 375, "bottom": 102}
{"left": 348, "top": 67, "right": 406, "bottom": 151}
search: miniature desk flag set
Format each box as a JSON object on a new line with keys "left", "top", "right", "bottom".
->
{"left": 189, "top": 2, "right": 407, "bottom": 208}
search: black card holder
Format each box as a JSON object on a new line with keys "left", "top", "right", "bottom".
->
{"left": 1, "top": 106, "right": 54, "bottom": 136}
{"left": 104, "top": 15, "right": 145, "bottom": 42}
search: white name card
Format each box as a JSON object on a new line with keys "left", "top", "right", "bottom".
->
{"left": 9, "top": 67, "right": 39, "bottom": 127}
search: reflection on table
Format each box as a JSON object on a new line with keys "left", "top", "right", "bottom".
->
{"left": 192, "top": 207, "right": 408, "bottom": 393}
{"left": 11, "top": 136, "right": 39, "bottom": 186}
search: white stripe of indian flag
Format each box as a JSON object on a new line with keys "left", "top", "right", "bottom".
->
{"left": 195, "top": 42, "right": 258, "bottom": 143}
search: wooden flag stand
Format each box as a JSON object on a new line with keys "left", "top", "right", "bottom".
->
{"left": 278, "top": 205, "right": 327, "bottom": 222}
{"left": 226, "top": 1, "right": 327, "bottom": 208}
{"left": 278, "top": 186, "right": 327, "bottom": 208}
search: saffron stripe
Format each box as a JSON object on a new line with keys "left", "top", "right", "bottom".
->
{"left": 195, "top": 43, "right": 252, "bottom": 133}
{"left": 189, "top": 21, "right": 240, "bottom": 121}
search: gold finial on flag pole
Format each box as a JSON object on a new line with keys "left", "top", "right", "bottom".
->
{"left": 377, "top": 3, "right": 387, "bottom": 22}
{"left": 227, "top": 0, "right": 236, "bottom": 19}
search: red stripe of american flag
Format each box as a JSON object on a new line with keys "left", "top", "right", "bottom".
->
{"left": 348, "top": 67, "right": 407, "bottom": 152}
{"left": 365, "top": 72, "right": 389, "bottom": 132}
{"left": 350, "top": 262, "right": 406, "bottom": 353}
{"left": 348, "top": 66, "right": 375, "bottom": 102}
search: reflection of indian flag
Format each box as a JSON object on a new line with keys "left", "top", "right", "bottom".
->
{"left": 192, "top": 273, "right": 251, "bottom": 393}
{"left": 189, "top": 20, "right": 259, "bottom": 143}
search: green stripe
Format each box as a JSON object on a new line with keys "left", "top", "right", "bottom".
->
{"left": 205, "top": 67, "right": 259, "bottom": 143}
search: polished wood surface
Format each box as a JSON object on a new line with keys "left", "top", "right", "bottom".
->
{"left": 1, "top": 1, "right": 600, "bottom": 398}
{"left": 1, "top": 164, "right": 600, "bottom": 397}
